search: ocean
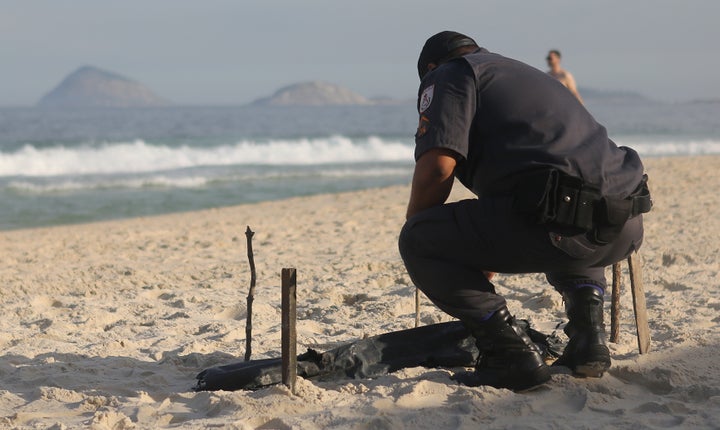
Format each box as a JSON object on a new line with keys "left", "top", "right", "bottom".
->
{"left": 1, "top": 100, "right": 719, "bottom": 230}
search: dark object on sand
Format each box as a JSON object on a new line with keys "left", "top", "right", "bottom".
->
{"left": 195, "top": 320, "right": 563, "bottom": 391}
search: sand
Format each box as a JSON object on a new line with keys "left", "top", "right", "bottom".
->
{"left": 1, "top": 155, "right": 719, "bottom": 429}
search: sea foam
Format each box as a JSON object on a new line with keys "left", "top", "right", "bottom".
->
{"left": 0, "top": 136, "right": 413, "bottom": 178}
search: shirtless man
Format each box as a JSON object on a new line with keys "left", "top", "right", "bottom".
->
{"left": 546, "top": 49, "right": 583, "bottom": 103}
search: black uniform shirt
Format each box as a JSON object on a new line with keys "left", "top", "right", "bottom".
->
{"left": 415, "top": 48, "right": 644, "bottom": 199}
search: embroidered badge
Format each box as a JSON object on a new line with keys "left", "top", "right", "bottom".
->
{"left": 419, "top": 84, "right": 434, "bottom": 113}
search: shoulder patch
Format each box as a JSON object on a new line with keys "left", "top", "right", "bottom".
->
{"left": 419, "top": 84, "right": 434, "bottom": 113}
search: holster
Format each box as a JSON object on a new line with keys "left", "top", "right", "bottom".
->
{"left": 512, "top": 169, "right": 561, "bottom": 224}
{"left": 512, "top": 169, "right": 652, "bottom": 245}
{"left": 512, "top": 169, "right": 600, "bottom": 230}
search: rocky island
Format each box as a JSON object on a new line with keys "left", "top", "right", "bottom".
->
{"left": 37, "top": 66, "right": 169, "bottom": 108}
{"left": 251, "top": 81, "right": 373, "bottom": 106}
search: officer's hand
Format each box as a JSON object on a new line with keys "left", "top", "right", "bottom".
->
{"left": 483, "top": 271, "right": 497, "bottom": 281}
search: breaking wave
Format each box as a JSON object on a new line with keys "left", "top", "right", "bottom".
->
{"left": 0, "top": 136, "right": 414, "bottom": 178}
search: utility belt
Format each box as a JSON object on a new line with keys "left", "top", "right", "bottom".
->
{"left": 511, "top": 169, "right": 652, "bottom": 245}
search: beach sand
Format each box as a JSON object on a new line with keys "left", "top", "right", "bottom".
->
{"left": 1, "top": 155, "right": 719, "bottom": 429}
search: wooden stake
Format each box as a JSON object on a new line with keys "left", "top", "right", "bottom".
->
{"left": 244, "top": 226, "right": 257, "bottom": 362}
{"left": 414, "top": 288, "right": 420, "bottom": 328}
{"left": 281, "top": 268, "right": 297, "bottom": 393}
{"left": 610, "top": 262, "right": 622, "bottom": 343}
{"left": 628, "top": 253, "right": 651, "bottom": 354}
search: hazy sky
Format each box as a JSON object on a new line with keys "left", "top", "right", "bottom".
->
{"left": 2, "top": 0, "right": 718, "bottom": 106}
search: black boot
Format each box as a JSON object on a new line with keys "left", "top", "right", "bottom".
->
{"left": 458, "top": 307, "right": 551, "bottom": 391}
{"left": 553, "top": 286, "right": 611, "bottom": 377}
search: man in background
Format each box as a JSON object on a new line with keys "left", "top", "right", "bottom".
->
{"left": 547, "top": 49, "right": 584, "bottom": 103}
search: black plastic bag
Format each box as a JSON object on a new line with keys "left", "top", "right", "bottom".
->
{"left": 195, "top": 320, "right": 562, "bottom": 391}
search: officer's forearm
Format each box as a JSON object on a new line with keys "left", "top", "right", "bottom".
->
{"left": 406, "top": 178, "right": 453, "bottom": 219}
{"left": 406, "top": 149, "right": 456, "bottom": 219}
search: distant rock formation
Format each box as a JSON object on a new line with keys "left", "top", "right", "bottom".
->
{"left": 579, "top": 87, "right": 652, "bottom": 103}
{"left": 37, "top": 66, "right": 169, "bottom": 108}
{"left": 687, "top": 98, "right": 720, "bottom": 105}
{"left": 368, "top": 96, "right": 415, "bottom": 106}
{"left": 252, "top": 81, "right": 372, "bottom": 106}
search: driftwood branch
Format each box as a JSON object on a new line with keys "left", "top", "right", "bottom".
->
{"left": 244, "top": 226, "right": 257, "bottom": 362}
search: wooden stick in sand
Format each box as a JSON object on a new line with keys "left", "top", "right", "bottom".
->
{"left": 628, "top": 253, "right": 651, "bottom": 354}
{"left": 415, "top": 288, "right": 420, "bottom": 328}
{"left": 610, "top": 262, "right": 622, "bottom": 343}
{"left": 244, "top": 226, "right": 257, "bottom": 362}
{"left": 281, "top": 268, "right": 298, "bottom": 393}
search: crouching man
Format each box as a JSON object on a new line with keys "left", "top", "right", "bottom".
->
{"left": 399, "top": 31, "right": 651, "bottom": 391}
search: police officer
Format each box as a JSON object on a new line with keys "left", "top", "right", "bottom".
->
{"left": 399, "top": 31, "right": 651, "bottom": 391}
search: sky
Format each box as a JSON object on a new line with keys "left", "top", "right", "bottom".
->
{"left": 2, "top": 0, "right": 719, "bottom": 106}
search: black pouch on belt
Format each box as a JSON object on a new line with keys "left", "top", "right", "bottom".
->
{"left": 593, "top": 197, "right": 633, "bottom": 244}
{"left": 592, "top": 174, "right": 651, "bottom": 244}
{"left": 555, "top": 175, "right": 600, "bottom": 232}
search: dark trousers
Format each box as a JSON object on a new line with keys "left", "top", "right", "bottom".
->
{"left": 398, "top": 196, "right": 643, "bottom": 322}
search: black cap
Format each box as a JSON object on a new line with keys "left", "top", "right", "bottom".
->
{"left": 417, "top": 31, "right": 477, "bottom": 79}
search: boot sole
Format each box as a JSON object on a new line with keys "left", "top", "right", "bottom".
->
{"left": 573, "top": 361, "right": 610, "bottom": 378}
{"left": 453, "top": 364, "right": 552, "bottom": 391}
{"left": 511, "top": 364, "right": 553, "bottom": 392}
{"left": 514, "top": 383, "right": 549, "bottom": 393}
{"left": 513, "top": 366, "right": 551, "bottom": 393}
